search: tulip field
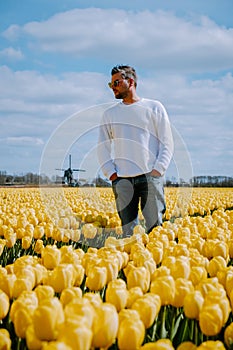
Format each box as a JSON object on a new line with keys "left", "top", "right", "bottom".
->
{"left": 1, "top": 186, "right": 233, "bottom": 350}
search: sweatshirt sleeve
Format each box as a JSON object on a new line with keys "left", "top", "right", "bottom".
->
{"left": 97, "top": 115, "right": 116, "bottom": 179}
{"left": 152, "top": 103, "right": 174, "bottom": 176}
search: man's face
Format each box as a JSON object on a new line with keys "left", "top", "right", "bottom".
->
{"left": 109, "top": 72, "right": 130, "bottom": 99}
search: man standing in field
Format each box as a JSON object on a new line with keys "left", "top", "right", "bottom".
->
{"left": 98, "top": 65, "right": 174, "bottom": 237}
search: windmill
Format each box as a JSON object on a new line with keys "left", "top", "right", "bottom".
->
{"left": 56, "top": 154, "right": 85, "bottom": 186}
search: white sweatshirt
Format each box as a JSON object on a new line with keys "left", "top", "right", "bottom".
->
{"left": 97, "top": 98, "right": 174, "bottom": 179}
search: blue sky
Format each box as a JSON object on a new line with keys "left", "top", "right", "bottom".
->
{"left": 0, "top": 0, "right": 233, "bottom": 181}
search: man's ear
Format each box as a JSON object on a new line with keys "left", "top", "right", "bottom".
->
{"left": 128, "top": 78, "right": 135, "bottom": 87}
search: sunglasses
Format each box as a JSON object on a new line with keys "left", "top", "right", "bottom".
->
{"left": 108, "top": 77, "right": 129, "bottom": 89}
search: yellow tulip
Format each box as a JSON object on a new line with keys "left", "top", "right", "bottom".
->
{"left": 64, "top": 298, "right": 95, "bottom": 328}
{"left": 33, "top": 225, "right": 45, "bottom": 239}
{"left": 25, "top": 324, "right": 43, "bottom": 350}
{"left": 60, "top": 287, "right": 82, "bottom": 307}
{"left": 118, "top": 308, "right": 141, "bottom": 325}
{"left": 0, "top": 290, "right": 9, "bottom": 320}
{"left": 132, "top": 293, "right": 161, "bottom": 329}
{"left": 0, "top": 273, "right": 16, "bottom": 299}
{"left": 224, "top": 322, "right": 233, "bottom": 349}
{"left": 14, "top": 307, "right": 33, "bottom": 339}
{"left": 118, "top": 317, "right": 145, "bottom": 350}
{"left": 41, "top": 245, "right": 61, "bottom": 269}
{"left": 83, "top": 292, "right": 103, "bottom": 309}
{"left": 33, "top": 297, "right": 64, "bottom": 341}
{"left": 41, "top": 341, "right": 72, "bottom": 350}
{"left": 126, "top": 286, "right": 143, "bottom": 308}
{"left": 34, "top": 285, "right": 55, "bottom": 303}
{"left": 105, "top": 279, "right": 128, "bottom": 312}
{"left": 10, "top": 291, "right": 38, "bottom": 322}
{"left": 85, "top": 265, "right": 107, "bottom": 291}
{"left": 57, "top": 320, "right": 92, "bottom": 350}
{"left": 199, "top": 303, "right": 223, "bottom": 336}
{"left": 150, "top": 275, "right": 175, "bottom": 305}
{"left": 82, "top": 223, "right": 97, "bottom": 239}
{"left": 91, "top": 303, "right": 119, "bottom": 349}
{"left": 73, "top": 264, "right": 85, "bottom": 286}
{"left": 172, "top": 278, "right": 194, "bottom": 308}
{"left": 207, "top": 256, "right": 227, "bottom": 277}
{"left": 22, "top": 236, "right": 32, "bottom": 249}
{"left": 140, "top": 338, "right": 175, "bottom": 349}
{"left": 0, "top": 329, "right": 11, "bottom": 350}
{"left": 47, "top": 264, "right": 75, "bottom": 293}
{"left": 170, "top": 256, "right": 190, "bottom": 279}
{"left": 183, "top": 290, "right": 204, "bottom": 319}
{"left": 176, "top": 341, "right": 197, "bottom": 350}
{"left": 189, "top": 266, "right": 207, "bottom": 286}
{"left": 126, "top": 266, "right": 150, "bottom": 293}
{"left": 99, "top": 257, "right": 119, "bottom": 283}
{"left": 196, "top": 340, "right": 226, "bottom": 349}
{"left": 34, "top": 239, "right": 44, "bottom": 254}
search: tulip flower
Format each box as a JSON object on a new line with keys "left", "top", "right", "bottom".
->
{"left": 172, "top": 278, "right": 194, "bottom": 308}
{"left": 41, "top": 245, "right": 61, "bottom": 269}
{"left": 10, "top": 291, "right": 38, "bottom": 323}
{"left": 140, "top": 339, "right": 175, "bottom": 349}
{"left": 118, "top": 316, "right": 145, "bottom": 350}
{"left": 46, "top": 264, "right": 75, "bottom": 293}
{"left": 14, "top": 307, "right": 33, "bottom": 339}
{"left": 199, "top": 303, "right": 224, "bottom": 336}
{"left": 183, "top": 290, "right": 204, "bottom": 319}
{"left": 132, "top": 293, "right": 161, "bottom": 329}
{"left": 176, "top": 341, "right": 197, "bottom": 350}
{"left": 170, "top": 256, "right": 190, "bottom": 280}
{"left": 41, "top": 341, "right": 72, "bottom": 349}
{"left": 0, "top": 290, "right": 9, "bottom": 320}
{"left": 82, "top": 223, "right": 97, "bottom": 239}
{"left": 91, "top": 303, "right": 119, "bottom": 349}
{"left": 0, "top": 329, "right": 11, "bottom": 350}
{"left": 0, "top": 273, "right": 16, "bottom": 299}
{"left": 126, "top": 286, "right": 144, "bottom": 308}
{"left": 83, "top": 292, "right": 103, "bottom": 309}
{"left": 150, "top": 275, "right": 175, "bottom": 305}
{"left": 105, "top": 279, "right": 128, "bottom": 312}
{"left": 34, "top": 239, "right": 44, "bottom": 254}
{"left": 64, "top": 298, "right": 95, "bottom": 328}
{"left": 99, "top": 257, "right": 119, "bottom": 283}
{"left": 57, "top": 318, "right": 92, "bottom": 350}
{"left": 85, "top": 265, "right": 108, "bottom": 291}
{"left": 224, "top": 321, "right": 233, "bottom": 349}
{"left": 34, "top": 285, "right": 55, "bottom": 303}
{"left": 196, "top": 340, "right": 226, "bottom": 349}
{"left": 207, "top": 256, "right": 227, "bottom": 277}
{"left": 189, "top": 266, "right": 207, "bottom": 286}
{"left": 126, "top": 266, "right": 150, "bottom": 293}
{"left": 33, "top": 297, "right": 64, "bottom": 341}
{"left": 60, "top": 287, "right": 82, "bottom": 307}
{"left": 22, "top": 236, "right": 32, "bottom": 250}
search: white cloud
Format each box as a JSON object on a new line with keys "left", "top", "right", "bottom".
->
{"left": 0, "top": 47, "right": 24, "bottom": 60}
{"left": 6, "top": 136, "right": 44, "bottom": 146}
{"left": 3, "top": 8, "right": 233, "bottom": 73}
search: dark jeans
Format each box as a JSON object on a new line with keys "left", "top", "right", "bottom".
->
{"left": 112, "top": 174, "right": 166, "bottom": 237}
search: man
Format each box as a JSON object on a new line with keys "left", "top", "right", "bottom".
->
{"left": 98, "top": 65, "right": 174, "bottom": 237}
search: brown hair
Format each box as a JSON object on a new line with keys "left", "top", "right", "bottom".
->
{"left": 111, "top": 65, "right": 137, "bottom": 87}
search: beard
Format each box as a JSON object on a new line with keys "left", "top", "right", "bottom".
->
{"left": 114, "top": 90, "right": 128, "bottom": 100}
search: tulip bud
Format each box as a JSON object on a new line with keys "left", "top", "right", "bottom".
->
{"left": 34, "top": 239, "right": 44, "bottom": 254}
{"left": 196, "top": 340, "right": 226, "bottom": 349}
{"left": 91, "top": 303, "right": 119, "bottom": 349}
{"left": 58, "top": 319, "right": 92, "bottom": 350}
{"left": 224, "top": 322, "right": 233, "bottom": 349}
{"left": 33, "top": 297, "right": 64, "bottom": 341}
{"left": 183, "top": 290, "right": 204, "bottom": 320}
{"left": 150, "top": 275, "right": 175, "bottom": 306}
{"left": 41, "top": 245, "right": 61, "bottom": 269}
{"left": 0, "top": 329, "right": 11, "bottom": 350}
{"left": 14, "top": 307, "right": 32, "bottom": 339}
{"left": 126, "top": 266, "right": 150, "bottom": 293}
{"left": 22, "top": 236, "right": 32, "bottom": 250}
{"left": 140, "top": 338, "right": 175, "bottom": 349}
{"left": 199, "top": 303, "right": 223, "bottom": 336}
{"left": 48, "top": 264, "right": 75, "bottom": 293}
{"left": 132, "top": 293, "right": 161, "bottom": 329}
{"left": 105, "top": 279, "right": 128, "bottom": 312}
{"left": 34, "top": 285, "right": 55, "bottom": 303}
{"left": 126, "top": 286, "right": 143, "bottom": 308}
{"left": 25, "top": 324, "right": 43, "bottom": 350}
{"left": 0, "top": 290, "right": 10, "bottom": 320}
{"left": 60, "top": 287, "right": 82, "bottom": 307}
{"left": 176, "top": 341, "right": 197, "bottom": 350}
{"left": 118, "top": 317, "right": 145, "bottom": 350}
{"left": 172, "top": 278, "right": 194, "bottom": 308}
{"left": 85, "top": 265, "right": 107, "bottom": 291}
{"left": 64, "top": 298, "right": 95, "bottom": 328}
